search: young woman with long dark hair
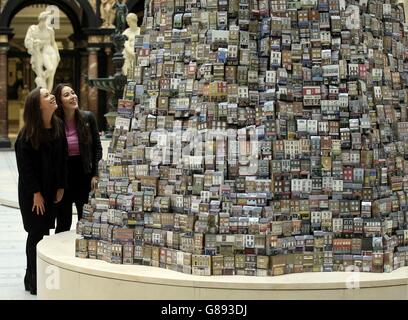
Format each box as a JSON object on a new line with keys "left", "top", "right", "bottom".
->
{"left": 53, "top": 84, "right": 102, "bottom": 232}
{"left": 15, "top": 87, "right": 67, "bottom": 295}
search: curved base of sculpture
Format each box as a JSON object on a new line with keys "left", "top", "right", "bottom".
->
{"left": 37, "top": 231, "right": 408, "bottom": 300}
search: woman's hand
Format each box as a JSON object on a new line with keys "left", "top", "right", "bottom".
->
{"left": 91, "top": 176, "right": 98, "bottom": 191}
{"left": 32, "top": 192, "right": 45, "bottom": 215}
{"left": 54, "top": 188, "right": 64, "bottom": 203}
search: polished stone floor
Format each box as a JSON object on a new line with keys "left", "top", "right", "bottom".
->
{"left": 0, "top": 151, "right": 19, "bottom": 208}
{"left": 0, "top": 204, "right": 78, "bottom": 300}
{"left": 0, "top": 151, "right": 27, "bottom": 299}
{"left": 0, "top": 204, "right": 36, "bottom": 300}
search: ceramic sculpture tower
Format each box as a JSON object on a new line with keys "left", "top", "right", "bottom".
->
{"left": 76, "top": 0, "right": 408, "bottom": 276}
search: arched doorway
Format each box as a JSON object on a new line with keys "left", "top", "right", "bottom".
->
{"left": 7, "top": 4, "right": 77, "bottom": 138}
{"left": 0, "top": 0, "right": 97, "bottom": 29}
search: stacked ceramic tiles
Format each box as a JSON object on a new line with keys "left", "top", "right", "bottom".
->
{"left": 76, "top": 0, "right": 408, "bottom": 276}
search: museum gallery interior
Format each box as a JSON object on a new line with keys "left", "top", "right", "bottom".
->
{"left": 3, "top": 0, "right": 408, "bottom": 300}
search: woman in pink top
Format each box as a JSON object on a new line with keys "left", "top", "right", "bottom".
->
{"left": 53, "top": 84, "right": 102, "bottom": 232}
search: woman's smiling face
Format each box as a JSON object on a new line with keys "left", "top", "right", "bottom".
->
{"left": 60, "top": 86, "right": 78, "bottom": 111}
{"left": 39, "top": 88, "right": 57, "bottom": 111}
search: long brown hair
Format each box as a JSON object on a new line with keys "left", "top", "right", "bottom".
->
{"left": 21, "top": 87, "right": 63, "bottom": 150}
{"left": 53, "top": 83, "right": 90, "bottom": 144}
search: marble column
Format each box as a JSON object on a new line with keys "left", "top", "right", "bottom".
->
{"left": 80, "top": 51, "right": 89, "bottom": 110}
{"left": 105, "top": 47, "right": 114, "bottom": 75}
{"left": 0, "top": 46, "right": 11, "bottom": 148}
{"left": 105, "top": 47, "right": 114, "bottom": 111}
{"left": 87, "top": 47, "right": 99, "bottom": 116}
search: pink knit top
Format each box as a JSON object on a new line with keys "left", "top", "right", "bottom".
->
{"left": 65, "top": 119, "right": 80, "bottom": 156}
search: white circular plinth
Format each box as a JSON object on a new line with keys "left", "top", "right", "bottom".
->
{"left": 37, "top": 231, "right": 408, "bottom": 299}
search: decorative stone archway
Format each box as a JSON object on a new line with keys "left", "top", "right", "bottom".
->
{"left": 0, "top": 0, "right": 97, "bottom": 30}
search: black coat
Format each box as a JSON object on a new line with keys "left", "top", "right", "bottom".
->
{"left": 15, "top": 129, "right": 67, "bottom": 233}
{"left": 62, "top": 111, "right": 103, "bottom": 204}
{"left": 78, "top": 111, "right": 103, "bottom": 177}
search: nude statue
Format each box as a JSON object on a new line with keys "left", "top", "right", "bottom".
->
{"left": 24, "top": 11, "right": 60, "bottom": 91}
{"left": 100, "top": 0, "right": 116, "bottom": 28}
{"left": 122, "top": 13, "right": 140, "bottom": 76}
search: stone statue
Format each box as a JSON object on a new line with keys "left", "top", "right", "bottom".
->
{"left": 100, "top": 0, "right": 116, "bottom": 28}
{"left": 89, "top": 0, "right": 97, "bottom": 12}
{"left": 122, "top": 13, "right": 140, "bottom": 76}
{"left": 24, "top": 11, "right": 60, "bottom": 91}
{"left": 113, "top": 0, "right": 129, "bottom": 34}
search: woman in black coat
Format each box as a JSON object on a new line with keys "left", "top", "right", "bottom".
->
{"left": 15, "top": 87, "right": 67, "bottom": 295}
{"left": 52, "top": 84, "right": 102, "bottom": 232}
